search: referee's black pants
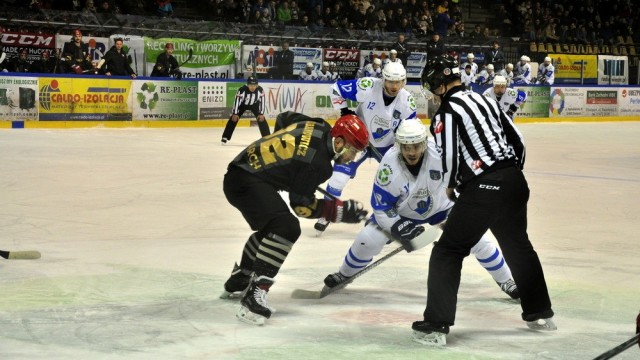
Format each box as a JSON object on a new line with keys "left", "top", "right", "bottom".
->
{"left": 222, "top": 104, "right": 270, "bottom": 141}
{"left": 424, "top": 163, "right": 553, "bottom": 325}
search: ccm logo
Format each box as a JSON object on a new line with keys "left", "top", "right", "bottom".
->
{"left": 479, "top": 184, "right": 500, "bottom": 190}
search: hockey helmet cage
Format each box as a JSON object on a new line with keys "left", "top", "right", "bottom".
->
{"left": 421, "top": 54, "right": 460, "bottom": 91}
{"left": 383, "top": 62, "right": 406, "bottom": 81}
{"left": 331, "top": 114, "right": 369, "bottom": 151}
{"left": 396, "top": 119, "right": 427, "bottom": 145}
{"left": 493, "top": 75, "right": 508, "bottom": 86}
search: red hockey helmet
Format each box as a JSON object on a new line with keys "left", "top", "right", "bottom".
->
{"left": 331, "top": 114, "right": 368, "bottom": 151}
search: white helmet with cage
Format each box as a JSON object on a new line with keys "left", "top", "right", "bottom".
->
{"left": 382, "top": 62, "right": 407, "bottom": 81}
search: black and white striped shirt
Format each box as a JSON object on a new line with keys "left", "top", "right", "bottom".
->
{"left": 232, "top": 85, "right": 266, "bottom": 115}
{"left": 430, "top": 85, "right": 526, "bottom": 189}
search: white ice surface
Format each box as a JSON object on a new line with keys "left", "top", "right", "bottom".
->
{"left": 1, "top": 123, "right": 639, "bottom": 360}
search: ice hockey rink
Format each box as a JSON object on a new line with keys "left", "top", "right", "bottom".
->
{"left": 1, "top": 122, "right": 639, "bottom": 360}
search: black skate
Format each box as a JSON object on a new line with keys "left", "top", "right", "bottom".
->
{"left": 497, "top": 279, "right": 520, "bottom": 300}
{"left": 323, "top": 272, "right": 351, "bottom": 288}
{"left": 411, "top": 321, "right": 450, "bottom": 346}
{"left": 314, "top": 218, "right": 329, "bottom": 237}
{"left": 237, "top": 276, "right": 275, "bottom": 326}
{"left": 220, "top": 263, "right": 252, "bottom": 299}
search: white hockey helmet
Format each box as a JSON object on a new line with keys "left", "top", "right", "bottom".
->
{"left": 383, "top": 62, "right": 406, "bottom": 81}
{"left": 493, "top": 75, "right": 508, "bottom": 86}
{"left": 520, "top": 55, "right": 528, "bottom": 62}
{"left": 396, "top": 119, "right": 428, "bottom": 145}
{"left": 373, "top": 58, "right": 382, "bottom": 65}
{"left": 306, "top": 62, "right": 314, "bottom": 68}
{"left": 486, "top": 64, "right": 494, "bottom": 71}
{"left": 467, "top": 52, "right": 475, "bottom": 60}
{"left": 544, "top": 56, "right": 551, "bottom": 63}
{"left": 322, "top": 61, "right": 329, "bottom": 67}
{"left": 506, "top": 63, "right": 513, "bottom": 70}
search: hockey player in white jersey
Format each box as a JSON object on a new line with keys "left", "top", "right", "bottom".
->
{"left": 329, "top": 62, "right": 341, "bottom": 81}
{"left": 459, "top": 52, "right": 478, "bottom": 76}
{"left": 498, "top": 63, "right": 515, "bottom": 86}
{"left": 315, "top": 62, "right": 417, "bottom": 234}
{"left": 323, "top": 120, "right": 520, "bottom": 299}
{"left": 512, "top": 55, "right": 532, "bottom": 85}
{"left": 299, "top": 62, "right": 318, "bottom": 80}
{"left": 316, "top": 61, "right": 333, "bottom": 81}
{"left": 476, "top": 64, "right": 496, "bottom": 85}
{"left": 535, "top": 56, "right": 555, "bottom": 85}
{"left": 382, "top": 49, "right": 403, "bottom": 68}
{"left": 460, "top": 64, "right": 476, "bottom": 88}
{"left": 483, "top": 75, "right": 527, "bottom": 119}
{"left": 356, "top": 58, "right": 383, "bottom": 79}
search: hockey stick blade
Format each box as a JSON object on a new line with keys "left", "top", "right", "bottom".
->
{"left": 0, "top": 250, "right": 41, "bottom": 260}
{"left": 291, "top": 245, "right": 405, "bottom": 299}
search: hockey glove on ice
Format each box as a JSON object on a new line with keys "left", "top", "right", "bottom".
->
{"left": 322, "top": 199, "right": 368, "bottom": 224}
{"left": 391, "top": 219, "right": 425, "bottom": 252}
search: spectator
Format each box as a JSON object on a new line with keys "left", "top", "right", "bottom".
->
{"left": 415, "top": 11, "right": 433, "bottom": 35}
{"left": 156, "top": 0, "right": 173, "bottom": 17}
{"left": 100, "top": 38, "right": 136, "bottom": 78}
{"left": 289, "top": 1, "right": 300, "bottom": 24}
{"left": 426, "top": 33, "right": 445, "bottom": 57}
{"left": 433, "top": 9, "right": 454, "bottom": 38}
{"left": 391, "top": 33, "right": 409, "bottom": 66}
{"left": 238, "top": 0, "right": 252, "bottom": 23}
{"left": 83, "top": 0, "right": 97, "bottom": 13}
{"left": 468, "top": 24, "right": 482, "bottom": 38}
{"left": 276, "top": 1, "right": 292, "bottom": 25}
{"left": 483, "top": 40, "right": 505, "bottom": 72}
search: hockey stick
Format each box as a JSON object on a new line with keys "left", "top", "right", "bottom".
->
{"left": 592, "top": 333, "right": 640, "bottom": 360}
{"left": 291, "top": 244, "right": 405, "bottom": 299}
{"left": 0, "top": 250, "right": 41, "bottom": 260}
{"left": 178, "top": 48, "right": 193, "bottom": 68}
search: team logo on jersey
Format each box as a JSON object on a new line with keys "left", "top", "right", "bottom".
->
{"left": 407, "top": 95, "right": 416, "bottom": 111}
{"left": 357, "top": 78, "right": 374, "bottom": 90}
{"left": 376, "top": 164, "right": 393, "bottom": 186}
{"left": 429, "top": 170, "right": 441, "bottom": 180}
{"left": 393, "top": 110, "right": 401, "bottom": 119}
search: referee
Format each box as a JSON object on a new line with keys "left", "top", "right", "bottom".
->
{"left": 221, "top": 76, "right": 270, "bottom": 144}
{"left": 412, "top": 54, "right": 555, "bottom": 346}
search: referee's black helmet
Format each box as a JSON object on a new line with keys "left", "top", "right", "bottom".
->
{"left": 421, "top": 54, "right": 461, "bottom": 92}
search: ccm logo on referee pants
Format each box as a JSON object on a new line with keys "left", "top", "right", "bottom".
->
{"left": 479, "top": 184, "right": 501, "bottom": 190}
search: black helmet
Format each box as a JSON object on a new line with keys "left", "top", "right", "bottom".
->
{"left": 247, "top": 76, "right": 258, "bottom": 85}
{"left": 421, "top": 54, "right": 461, "bottom": 92}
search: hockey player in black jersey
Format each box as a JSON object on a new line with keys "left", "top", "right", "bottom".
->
{"left": 222, "top": 111, "right": 370, "bottom": 325}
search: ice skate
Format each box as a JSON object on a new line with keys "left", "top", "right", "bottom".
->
{"left": 323, "top": 271, "right": 351, "bottom": 288}
{"left": 411, "top": 321, "right": 449, "bottom": 346}
{"left": 526, "top": 317, "right": 557, "bottom": 331}
{"left": 221, "top": 137, "right": 228, "bottom": 144}
{"left": 497, "top": 279, "right": 520, "bottom": 300}
{"left": 236, "top": 276, "right": 275, "bottom": 326}
{"left": 220, "top": 263, "right": 252, "bottom": 299}
{"left": 314, "top": 218, "right": 330, "bottom": 237}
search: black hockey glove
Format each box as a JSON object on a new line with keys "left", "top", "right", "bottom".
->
{"left": 391, "top": 219, "right": 425, "bottom": 242}
{"left": 340, "top": 108, "right": 357, "bottom": 117}
{"left": 330, "top": 199, "right": 368, "bottom": 223}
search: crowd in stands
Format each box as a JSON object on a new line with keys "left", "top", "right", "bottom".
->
{"left": 503, "top": 0, "right": 640, "bottom": 47}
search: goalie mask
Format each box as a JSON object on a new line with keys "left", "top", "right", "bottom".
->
{"left": 396, "top": 119, "right": 427, "bottom": 166}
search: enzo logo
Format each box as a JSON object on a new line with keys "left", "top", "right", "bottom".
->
{"left": 479, "top": 184, "right": 500, "bottom": 190}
